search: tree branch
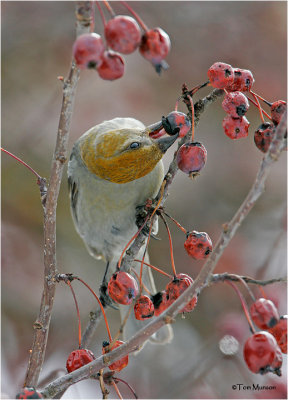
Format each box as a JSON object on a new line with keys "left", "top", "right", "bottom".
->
{"left": 23, "top": 1, "right": 94, "bottom": 388}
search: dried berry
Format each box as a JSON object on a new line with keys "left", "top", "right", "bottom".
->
{"left": 97, "top": 50, "right": 125, "bottom": 80}
{"left": 139, "top": 27, "right": 171, "bottom": 73}
{"left": 222, "top": 91, "right": 249, "bottom": 117}
{"left": 227, "top": 68, "right": 254, "bottom": 92}
{"left": 73, "top": 33, "right": 105, "bottom": 69}
{"left": 184, "top": 230, "right": 212, "bottom": 260}
{"left": 102, "top": 340, "right": 129, "bottom": 371}
{"left": 66, "top": 349, "right": 95, "bottom": 373}
{"left": 134, "top": 295, "right": 154, "bottom": 320}
{"left": 107, "top": 271, "right": 139, "bottom": 305}
{"left": 105, "top": 15, "right": 141, "bottom": 54}
{"left": 162, "top": 111, "right": 191, "bottom": 137}
{"left": 166, "top": 273, "right": 197, "bottom": 313}
{"left": 254, "top": 122, "right": 275, "bottom": 153}
{"left": 16, "top": 388, "right": 43, "bottom": 399}
{"left": 207, "top": 62, "right": 234, "bottom": 89}
{"left": 152, "top": 291, "right": 170, "bottom": 316}
{"left": 250, "top": 298, "right": 279, "bottom": 330}
{"left": 222, "top": 115, "right": 250, "bottom": 139}
{"left": 268, "top": 315, "right": 287, "bottom": 354}
{"left": 177, "top": 142, "right": 207, "bottom": 177}
{"left": 270, "top": 100, "right": 287, "bottom": 125}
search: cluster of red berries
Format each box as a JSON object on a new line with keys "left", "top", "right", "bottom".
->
{"left": 243, "top": 297, "right": 287, "bottom": 376}
{"left": 72, "top": 4, "right": 170, "bottom": 80}
{"left": 207, "top": 61, "right": 287, "bottom": 148}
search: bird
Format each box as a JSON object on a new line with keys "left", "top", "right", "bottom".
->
{"left": 68, "top": 117, "right": 177, "bottom": 344}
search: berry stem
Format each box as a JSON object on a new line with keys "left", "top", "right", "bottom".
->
{"left": 139, "top": 217, "right": 154, "bottom": 294}
{"left": 74, "top": 277, "right": 112, "bottom": 342}
{"left": 163, "top": 211, "right": 187, "bottom": 234}
{"left": 112, "top": 380, "right": 123, "bottom": 400}
{"left": 90, "top": 1, "right": 95, "bottom": 32}
{"left": 113, "top": 378, "right": 138, "bottom": 400}
{"left": 159, "top": 214, "right": 177, "bottom": 277}
{"left": 259, "top": 285, "right": 268, "bottom": 300}
{"left": 250, "top": 90, "right": 272, "bottom": 107}
{"left": 96, "top": 1, "right": 106, "bottom": 27}
{"left": 251, "top": 91, "right": 265, "bottom": 123}
{"left": 120, "top": 1, "right": 149, "bottom": 31}
{"left": 103, "top": 0, "right": 116, "bottom": 18}
{"left": 247, "top": 96, "right": 272, "bottom": 120}
{"left": 131, "top": 268, "right": 152, "bottom": 295}
{"left": 134, "top": 259, "right": 173, "bottom": 279}
{"left": 1, "top": 147, "right": 42, "bottom": 181}
{"left": 66, "top": 281, "right": 82, "bottom": 349}
{"left": 226, "top": 280, "right": 256, "bottom": 333}
{"left": 187, "top": 95, "right": 195, "bottom": 142}
{"left": 227, "top": 274, "right": 256, "bottom": 302}
{"left": 118, "top": 214, "right": 150, "bottom": 270}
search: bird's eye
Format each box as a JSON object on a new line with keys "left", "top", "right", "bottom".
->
{"left": 129, "top": 142, "right": 141, "bottom": 149}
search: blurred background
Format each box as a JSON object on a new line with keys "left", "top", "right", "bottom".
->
{"left": 1, "top": 1, "right": 287, "bottom": 398}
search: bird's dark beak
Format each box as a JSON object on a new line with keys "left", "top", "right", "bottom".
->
{"left": 155, "top": 132, "right": 179, "bottom": 153}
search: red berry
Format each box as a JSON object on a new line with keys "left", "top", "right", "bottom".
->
{"left": 271, "top": 345, "right": 283, "bottom": 376}
{"left": 73, "top": 33, "right": 105, "bottom": 69}
{"left": 268, "top": 315, "right": 287, "bottom": 354}
{"left": 102, "top": 340, "right": 129, "bottom": 372}
{"left": 222, "top": 115, "right": 249, "bottom": 139}
{"left": 105, "top": 15, "right": 141, "bottom": 54}
{"left": 162, "top": 111, "right": 191, "bottom": 137}
{"left": 177, "top": 142, "right": 207, "bottom": 177}
{"left": 222, "top": 91, "right": 249, "bottom": 118}
{"left": 207, "top": 62, "right": 234, "bottom": 89}
{"left": 250, "top": 298, "right": 279, "bottom": 330}
{"left": 254, "top": 122, "right": 275, "bottom": 152}
{"left": 16, "top": 388, "right": 43, "bottom": 399}
{"left": 97, "top": 50, "right": 125, "bottom": 81}
{"left": 107, "top": 271, "right": 138, "bottom": 305}
{"left": 243, "top": 331, "right": 282, "bottom": 375}
{"left": 134, "top": 295, "right": 154, "bottom": 320}
{"left": 166, "top": 273, "right": 197, "bottom": 313}
{"left": 152, "top": 291, "right": 170, "bottom": 316}
{"left": 66, "top": 348, "right": 95, "bottom": 373}
{"left": 271, "top": 100, "right": 287, "bottom": 125}
{"left": 227, "top": 68, "right": 254, "bottom": 92}
{"left": 184, "top": 230, "right": 212, "bottom": 260}
{"left": 139, "top": 27, "right": 171, "bottom": 72}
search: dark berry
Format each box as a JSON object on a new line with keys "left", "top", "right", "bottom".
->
{"left": 268, "top": 315, "right": 287, "bottom": 354}
{"left": 254, "top": 122, "right": 275, "bottom": 152}
{"left": 222, "top": 115, "right": 249, "bottom": 139}
{"left": 97, "top": 50, "right": 125, "bottom": 80}
{"left": 207, "top": 62, "right": 234, "bottom": 89}
{"left": 107, "top": 271, "right": 138, "bottom": 305}
{"left": 102, "top": 340, "right": 129, "bottom": 371}
{"left": 271, "top": 100, "right": 287, "bottom": 125}
{"left": 134, "top": 295, "right": 154, "bottom": 320}
{"left": 177, "top": 142, "right": 207, "bottom": 177}
{"left": 16, "top": 388, "right": 43, "bottom": 399}
{"left": 66, "top": 349, "right": 95, "bottom": 373}
{"left": 73, "top": 33, "right": 105, "bottom": 69}
{"left": 105, "top": 15, "right": 141, "bottom": 54}
{"left": 222, "top": 91, "right": 249, "bottom": 117}
{"left": 243, "top": 331, "right": 282, "bottom": 375}
{"left": 227, "top": 68, "right": 254, "bottom": 92}
{"left": 250, "top": 298, "right": 279, "bottom": 330}
{"left": 184, "top": 230, "right": 212, "bottom": 260}
{"left": 166, "top": 273, "right": 197, "bottom": 313}
{"left": 139, "top": 28, "right": 171, "bottom": 72}
{"left": 162, "top": 111, "right": 191, "bottom": 137}
{"left": 152, "top": 291, "right": 170, "bottom": 316}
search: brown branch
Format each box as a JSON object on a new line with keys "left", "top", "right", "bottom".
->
{"left": 209, "top": 273, "right": 287, "bottom": 287}
{"left": 23, "top": 1, "right": 94, "bottom": 388}
{"left": 40, "top": 108, "right": 286, "bottom": 398}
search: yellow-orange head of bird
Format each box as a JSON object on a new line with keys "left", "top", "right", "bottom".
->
{"left": 79, "top": 127, "right": 176, "bottom": 184}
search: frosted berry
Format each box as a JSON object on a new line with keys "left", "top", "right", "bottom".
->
{"left": 268, "top": 315, "right": 287, "bottom": 354}
{"left": 222, "top": 115, "right": 249, "bottom": 139}
{"left": 184, "top": 230, "right": 212, "bottom": 260}
{"left": 139, "top": 28, "right": 171, "bottom": 73}
{"left": 134, "top": 295, "right": 154, "bottom": 320}
{"left": 227, "top": 68, "right": 254, "bottom": 92}
{"left": 222, "top": 91, "right": 249, "bottom": 118}
{"left": 207, "top": 62, "right": 234, "bottom": 89}
{"left": 107, "top": 271, "right": 138, "bottom": 305}
{"left": 16, "top": 388, "right": 43, "bottom": 399}
{"left": 162, "top": 111, "right": 191, "bottom": 137}
{"left": 250, "top": 298, "right": 279, "bottom": 330}
{"left": 66, "top": 349, "right": 95, "bottom": 373}
{"left": 105, "top": 15, "right": 141, "bottom": 54}
{"left": 166, "top": 273, "right": 197, "bottom": 313}
{"left": 152, "top": 291, "right": 170, "bottom": 316}
{"left": 97, "top": 51, "right": 125, "bottom": 80}
{"left": 254, "top": 122, "right": 275, "bottom": 153}
{"left": 243, "top": 331, "right": 282, "bottom": 375}
{"left": 177, "top": 142, "right": 207, "bottom": 177}
{"left": 102, "top": 340, "right": 129, "bottom": 371}
{"left": 271, "top": 100, "right": 287, "bottom": 125}
{"left": 73, "top": 33, "right": 105, "bottom": 69}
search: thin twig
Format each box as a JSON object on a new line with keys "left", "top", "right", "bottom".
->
{"left": 209, "top": 273, "right": 287, "bottom": 287}
{"left": 23, "top": 1, "right": 93, "bottom": 388}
